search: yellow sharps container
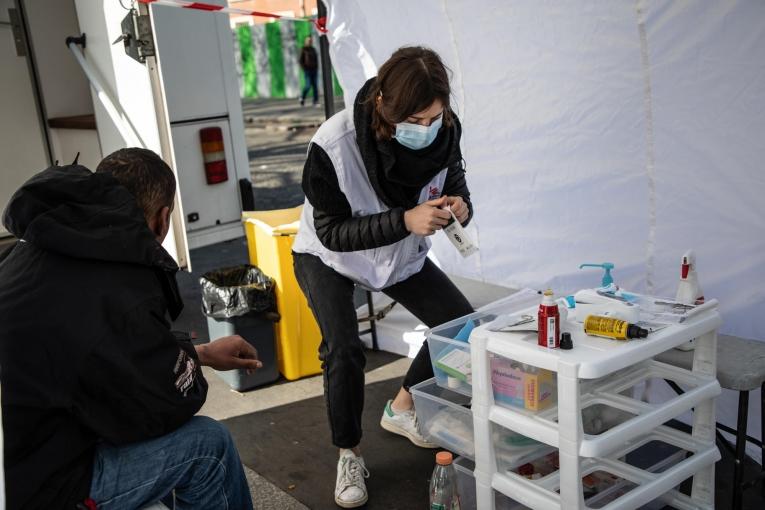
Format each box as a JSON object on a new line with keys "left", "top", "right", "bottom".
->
{"left": 242, "top": 206, "right": 322, "bottom": 380}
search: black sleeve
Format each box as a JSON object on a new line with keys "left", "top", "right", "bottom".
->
{"left": 442, "top": 118, "right": 474, "bottom": 226}
{"left": 302, "top": 143, "right": 411, "bottom": 252}
{"left": 71, "top": 298, "right": 207, "bottom": 444}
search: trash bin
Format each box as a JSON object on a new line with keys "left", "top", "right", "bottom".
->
{"left": 242, "top": 206, "right": 322, "bottom": 380}
{"left": 200, "top": 265, "right": 280, "bottom": 391}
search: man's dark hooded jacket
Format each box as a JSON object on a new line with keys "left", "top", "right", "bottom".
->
{"left": 0, "top": 165, "right": 207, "bottom": 509}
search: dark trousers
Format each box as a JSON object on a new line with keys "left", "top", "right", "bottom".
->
{"left": 293, "top": 253, "right": 474, "bottom": 448}
{"left": 301, "top": 69, "right": 319, "bottom": 103}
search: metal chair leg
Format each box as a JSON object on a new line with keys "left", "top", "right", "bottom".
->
{"left": 357, "top": 291, "right": 397, "bottom": 351}
{"left": 732, "top": 390, "right": 749, "bottom": 510}
{"left": 366, "top": 290, "right": 378, "bottom": 351}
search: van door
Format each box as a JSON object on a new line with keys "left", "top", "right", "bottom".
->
{"left": 72, "top": 0, "right": 191, "bottom": 269}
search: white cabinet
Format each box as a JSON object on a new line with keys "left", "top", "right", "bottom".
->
{"left": 467, "top": 304, "right": 722, "bottom": 510}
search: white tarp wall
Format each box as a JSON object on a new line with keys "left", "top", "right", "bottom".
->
{"left": 325, "top": 0, "right": 765, "bottom": 462}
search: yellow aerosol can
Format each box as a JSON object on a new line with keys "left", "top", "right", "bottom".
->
{"left": 583, "top": 315, "right": 649, "bottom": 340}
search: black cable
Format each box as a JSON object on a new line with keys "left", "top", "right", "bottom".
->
{"left": 118, "top": 0, "right": 133, "bottom": 11}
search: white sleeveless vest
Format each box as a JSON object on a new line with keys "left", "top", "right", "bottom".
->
{"left": 292, "top": 109, "right": 448, "bottom": 291}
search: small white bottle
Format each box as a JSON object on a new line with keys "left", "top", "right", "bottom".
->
{"left": 676, "top": 250, "right": 704, "bottom": 305}
{"left": 429, "top": 451, "right": 461, "bottom": 510}
{"left": 675, "top": 250, "right": 705, "bottom": 351}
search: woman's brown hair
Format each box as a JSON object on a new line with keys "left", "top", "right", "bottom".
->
{"left": 367, "top": 46, "right": 453, "bottom": 140}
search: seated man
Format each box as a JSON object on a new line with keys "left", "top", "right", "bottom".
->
{"left": 0, "top": 148, "right": 259, "bottom": 509}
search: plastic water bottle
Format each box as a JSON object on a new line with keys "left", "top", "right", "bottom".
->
{"left": 429, "top": 451, "right": 461, "bottom": 510}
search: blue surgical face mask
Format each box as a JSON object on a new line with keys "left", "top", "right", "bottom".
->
{"left": 394, "top": 116, "right": 443, "bottom": 150}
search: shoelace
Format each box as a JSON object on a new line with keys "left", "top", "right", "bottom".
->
{"left": 392, "top": 406, "right": 432, "bottom": 444}
{"left": 338, "top": 456, "right": 370, "bottom": 493}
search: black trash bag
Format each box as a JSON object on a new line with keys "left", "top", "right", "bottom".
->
{"left": 200, "top": 265, "right": 278, "bottom": 320}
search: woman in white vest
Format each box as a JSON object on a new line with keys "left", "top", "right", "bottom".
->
{"left": 292, "top": 46, "right": 474, "bottom": 508}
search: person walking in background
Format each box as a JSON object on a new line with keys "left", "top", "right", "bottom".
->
{"left": 299, "top": 35, "right": 320, "bottom": 107}
{"left": 292, "top": 46, "right": 475, "bottom": 508}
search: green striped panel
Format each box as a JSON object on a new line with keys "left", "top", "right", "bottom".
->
{"left": 265, "top": 22, "right": 286, "bottom": 98}
{"left": 236, "top": 25, "right": 257, "bottom": 97}
{"left": 252, "top": 24, "right": 270, "bottom": 98}
{"left": 333, "top": 69, "right": 343, "bottom": 97}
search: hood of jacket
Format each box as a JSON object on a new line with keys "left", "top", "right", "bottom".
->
{"left": 2, "top": 164, "right": 177, "bottom": 272}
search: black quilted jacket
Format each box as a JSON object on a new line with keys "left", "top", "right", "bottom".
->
{"left": 301, "top": 79, "right": 473, "bottom": 252}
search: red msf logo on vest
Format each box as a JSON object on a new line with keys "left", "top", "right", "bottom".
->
{"left": 428, "top": 186, "right": 441, "bottom": 200}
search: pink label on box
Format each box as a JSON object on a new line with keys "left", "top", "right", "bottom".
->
{"left": 491, "top": 357, "right": 525, "bottom": 408}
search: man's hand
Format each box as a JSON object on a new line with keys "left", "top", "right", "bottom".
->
{"left": 404, "top": 196, "right": 452, "bottom": 236}
{"left": 195, "top": 335, "right": 262, "bottom": 374}
{"left": 445, "top": 195, "right": 469, "bottom": 224}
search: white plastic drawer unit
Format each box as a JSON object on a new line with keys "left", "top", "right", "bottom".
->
{"left": 470, "top": 309, "right": 722, "bottom": 458}
{"left": 469, "top": 300, "right": 722, "bottom": 510}
{"left": 426, "top": 290, "right": 541, "bottom": 397}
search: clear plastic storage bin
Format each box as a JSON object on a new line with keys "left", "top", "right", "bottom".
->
{"left": 489, "top": 354, "right": 558, "bottom": 414}
{"left": 454, "top": 456, "right": 529, "bottom": 510}
{"left": 427, "top": 290, "right": 540, "bottom": 396}
{"left": 458, "top": 450, "right": 676, "bottom": 510}
{"left": 411, "top": 378, "right": 474, "bottom": 458}
{"left": 412, "top": 378, "right": 552, "bottom": 465}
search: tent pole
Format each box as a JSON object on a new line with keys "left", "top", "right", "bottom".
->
{"left": 318, "top": 0, "right": 334, "bottom": 119}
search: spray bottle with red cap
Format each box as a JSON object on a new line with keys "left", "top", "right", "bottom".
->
{"left": 676, "top": 250, "right": 704, "bottom": 305}
{"left": 675, "top": 250, "right": 704, "bottom": 351}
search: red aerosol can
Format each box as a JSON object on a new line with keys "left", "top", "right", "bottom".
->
{"left": 538, "top": 289, "right": 560, "bottom": 349}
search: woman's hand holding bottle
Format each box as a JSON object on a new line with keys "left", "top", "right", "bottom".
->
{"left": 404, "top": 196, "right": 451, "bottom": 236}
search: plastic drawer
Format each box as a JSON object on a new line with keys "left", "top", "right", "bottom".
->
{"left": 490, "top": 354, "right": 558, "bottom": 414}
{"left": 411, "top": 378, "right": 475, "bottom": 458}
{"left": 490, "top": 426, "right": 715, "bottom": 510}
{"left": 412, "top": 378, "right": 552, "bottom": 465}
{"left": 493, "top": 423, "right": 558, "bottom": 473}
{"left": 427, "top": 290, "right": 541, "bottom": 396}
{"left": 470, "top": 446, "right": 678, "bottom": 510}
{"left": 454, "top": 456, "right": 529, "bottom": 510}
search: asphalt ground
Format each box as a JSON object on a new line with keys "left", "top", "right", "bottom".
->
{"left": 243, "top": 97, "right": 346, "bottom": 211}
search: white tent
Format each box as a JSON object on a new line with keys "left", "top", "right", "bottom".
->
{"left": 324, "top": 0, "right": 764, "bottom": 462}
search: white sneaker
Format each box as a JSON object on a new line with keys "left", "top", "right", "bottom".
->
{"left": 335, "top": 450, "right": 369, "bottom": 508}
{"left": 380, "top": 400, "right": 439, "bottom": 448}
